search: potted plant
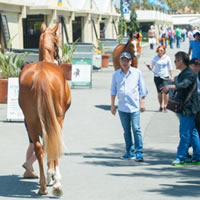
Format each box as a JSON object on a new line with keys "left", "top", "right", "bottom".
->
{"left": 94, "top": 40, "right": 110, "bottom": 68}
{"left": 60, "top": 39, "right": 79, "bottom": 80}
{"left": 117, "top": 34, "right": 123, "bottom": 45}
{"left": 0, "top": 51, "right": 29, "bottom": 103}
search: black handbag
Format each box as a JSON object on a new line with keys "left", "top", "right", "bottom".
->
{"left": 166, "top": 83, "right": 197, "bottom": 114}
{"left": 166, "top": 97, "right": 183, "bottom": 113}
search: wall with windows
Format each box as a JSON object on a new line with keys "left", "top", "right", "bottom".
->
{"left": 136, "top": 10, "right": 173, "bottom": 41}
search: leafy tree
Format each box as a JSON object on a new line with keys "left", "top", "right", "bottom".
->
{"left": 188, "top": 0, "right": 200, "bottom": 13}
{"left": 126, "top": 4, "right": 139, "bottom": 35}
{"left": 118, "top": 2, "right": 139, "bottom": 36}
{"left": 165, "top": 0, "right": 200, "bottom": 13}
{"left": 118, "top": 15, "right": 127, "bottom": 36}
{"left": 129, "top": 0, "right": 200, "bottom": 13}
{"left": 165, "top": 0, "right": 185, "bottom": 12}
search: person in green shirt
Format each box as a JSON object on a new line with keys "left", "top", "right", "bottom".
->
{"left": 175, "top": 28, "right": 182, "bottom": 48}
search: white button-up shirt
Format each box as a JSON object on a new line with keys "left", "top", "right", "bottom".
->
{"left": 151, "top": 54, "right": 173, "bottom": 79}
{"left": 111, "top": 67, "right": 148, "bottom": 113}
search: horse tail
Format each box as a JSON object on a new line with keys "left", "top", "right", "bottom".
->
{"left": 32, "top": 69, "right": 63, "bottom": 161}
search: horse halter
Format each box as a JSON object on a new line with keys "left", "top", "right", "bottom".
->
{"left": 124, "top": 39, "right": 138, "bottom": 59}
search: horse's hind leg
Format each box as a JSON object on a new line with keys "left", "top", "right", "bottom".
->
{"left": 52, "top": 160, "right": 63, "bottom": 196}
{"left": 34, "top": 141, "right": 48, "bottom": 195}
{"left": 47, "top": 161, "right": 55, "bottom": 186}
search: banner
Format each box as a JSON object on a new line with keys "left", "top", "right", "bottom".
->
{"left": 122, "top": 0, "right": 130, "bottom": 15}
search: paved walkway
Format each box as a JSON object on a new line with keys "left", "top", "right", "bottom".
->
{"left": 0, "top": 40, "right": 200, "bottom": 200}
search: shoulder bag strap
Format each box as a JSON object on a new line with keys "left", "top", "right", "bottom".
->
{"left": 183, "top": 82, "right": 197, "bottom": 104}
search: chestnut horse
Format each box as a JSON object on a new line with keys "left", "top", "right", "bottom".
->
{"left": 19, "top": 22, "right": 71, "bottom": 196}
{"left": 113, "top": 34, "right": 141, "bottom": 70}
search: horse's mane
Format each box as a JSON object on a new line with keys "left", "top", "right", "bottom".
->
{"left": 124, "top": 33, "right": 133, "bottom": 49}
{"left": 39, "top": 23, "right": 60, "bottom": 63}
{"left": 42, "top": 33, "right": 55, "bottom": 51}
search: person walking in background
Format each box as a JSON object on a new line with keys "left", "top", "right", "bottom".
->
{"left": 160, "top": 33, "right": 166, "bottom": 48}
{"left": 162, "top": 52, "right": 200, "bottom": 165}
{"left": 137, "top": 31, "right": 142, "bottom": 56}
{"left": 146, "top": 45, "right": 174, "bottom": 112}
{"left": 188, "top": 31, "right": 200, "bottom": 60}
{"left": 148, "top": 25, "right": 156, "bottom": 50}
{"left": 175, "top": 28, "right": 182, "bottom": 48}
{"left": 111, "top": 52, "right": 148, "bottom": 162}
{"left": 188, "top": 29, "right": 194, "bottom": 42}
{"left": 159, "top": 26, "right": 167, "bottom": 48}
{"left": 181, "top": 28, "right": 187, "bottom": 42}
{"left": 168, "top": 27, "right": 175, "bottom": 49}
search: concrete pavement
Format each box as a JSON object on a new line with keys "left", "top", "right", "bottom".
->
{"left": 0, "top": 40, "right": 200, "bottom": 200}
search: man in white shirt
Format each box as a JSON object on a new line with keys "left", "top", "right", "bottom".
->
{"left": 111, "top": 52, "right": 148, "bottom": 161}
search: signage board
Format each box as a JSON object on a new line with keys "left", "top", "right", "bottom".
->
{"left": 7, "top": 78, "right": 24, "bottom": 121}
{"left": 71, "top": 58, "right": 92, "bottom": 88}
{"left": 92, "top": 54, "right": 102, "bottom": 70}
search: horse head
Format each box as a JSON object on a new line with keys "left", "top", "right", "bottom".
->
{"left": 113, "top": 33, "right": 140, "bottom": 70}
{"left": 125, "top": 33, "right": 139, "bottom": 59}
{"left": 39, "top": 22, "right": 60, "bottom": 64}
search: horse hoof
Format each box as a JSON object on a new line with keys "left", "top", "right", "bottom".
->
{"left": 52, "top": 186, "right": 63, "bottom": 196}
{"left": 38, "top": 187, "right": 48, "bottom": 195}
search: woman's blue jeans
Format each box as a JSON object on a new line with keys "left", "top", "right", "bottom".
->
{"left": 118, "top": 110, "right": 143, "bottom": 154}
{"left": 177, "top": 114, "right": 200, "bottom": 160}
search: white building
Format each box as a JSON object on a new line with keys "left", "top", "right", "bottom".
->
{"left": 0, "top": 0, "right": 120, "bottom": 50}
{"left": 136, "top": 10, "right": 173, "bottom": 38}
{"left": 1, "top": 0, "right": 195, "bottom": 51}
{"left": 172, "top": 14, "right": 200, "bottom": 29}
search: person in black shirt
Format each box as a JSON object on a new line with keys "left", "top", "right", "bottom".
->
{"left": 162, "top": 52, "right": 200, "bottom": 165}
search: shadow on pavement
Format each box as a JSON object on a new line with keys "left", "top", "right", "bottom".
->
{"left": 0, "top": 120, "right": 24, "bottom": 123}
{"left": 82, "top": 148, "right": 175, "bottom": 167}
{"left": 95, "top": 105, "right": 111, "bottom": 111}
{"left": 0, "top": 175, "right": 58, "bottom": 199}
{"left": 66, "top": 144, "right": 175, "bottom": 167}
{"left": 95, "top": 105, "right": 161, "bottom": 113}
{"left": 0, "top": 175, "right": 39, "bottom": 198}
{"left": 67, "top": 143, "right": 200, "bottom": 198}
{"left": 146, "top": 182, "right": 200, "bottom": 198}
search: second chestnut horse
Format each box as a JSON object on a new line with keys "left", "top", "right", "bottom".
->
{"left": 113, "top": 34, "right": 141, "bottom": 70}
